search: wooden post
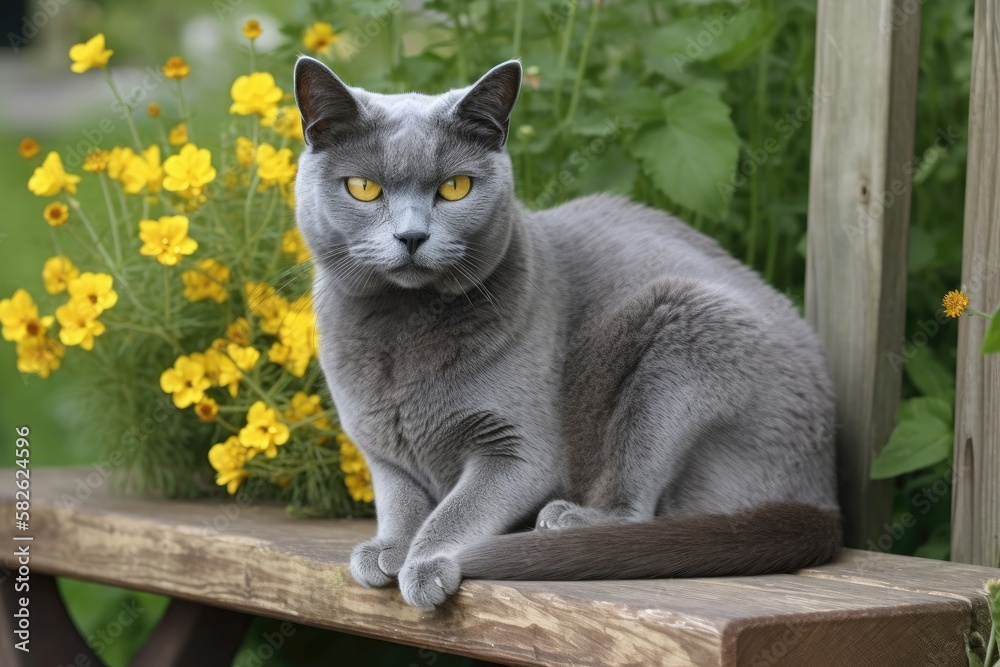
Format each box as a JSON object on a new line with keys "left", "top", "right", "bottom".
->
{"left": 806, "top": 0, "right": 921, "bottom": 548}
{"left": 951, "top": 0, "right": 1000, "bottom": 569}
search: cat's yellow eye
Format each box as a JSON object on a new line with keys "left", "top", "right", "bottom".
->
{"left": 437, "top": 175, "right": 472, "bottom": 201}
{"left": 346, "top": 177, "right": 382, "bottom": 202}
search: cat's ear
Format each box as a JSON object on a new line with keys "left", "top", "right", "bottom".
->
{"left": 453, "top": 60, "right": 522, "bottom": 150}
{"left": 294, "top": 56, "right": 362, "bottom": 147}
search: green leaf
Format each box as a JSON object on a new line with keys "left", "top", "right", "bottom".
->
{"left": 871, "top": 398, "right": 954, "bottom": 480}
{"left": 646, "top": 10, "right": 773, "bottom": 71}
{"left": 631, "top": 89, "right": 739, "bottom": 219}
{"left": 982, "top": 307, "right": 1000, "bottom": 354}
{"left": 904, "top": 347, "right": 955, "bottom": 402}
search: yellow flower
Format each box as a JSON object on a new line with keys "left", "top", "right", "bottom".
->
{"left": 69, "top": 33, "right": 113, "bottom": 74}
{"left": 208, "top": 436, "right": 250, "bottom": 494}
{"left": 16, "top": 335, "right": 63, "bottom": 379}
{"left": 261, "top": 106, "right": 304, "bottom": 141}
{"left": 303, "top": 21, "right": 338, "bottom": 54}
{"left": 42, "top": 256, "right": 79, "bottom": 295}
{"left": 18, "top": 138, "right": 40, "bottom": 159}
{"left": 55, "top": 299, "right": 106, "bottom": 351}
{"left": 162, "top": 55, "right": 191, "bottom": 80}
{"left": 238, "top": 401, "right": 290, "bottom": 458}
{"left": 168, "top": 123, "right": 189, "bottom": 146}
{"left": 255, "top": 143, "right": 297, "bottom": 188}
{"left": 338, "top": 433, "right": 373, "bottom": 503}
{"left": 147, "top": 102, "right": 161, "bottom": 118}
{"left": 28, "top": 152, "right": 80, "bottom": 197}
{"left": 67, "top": 272, "right": 117, "bottom": 318}
{"left": 162, "top": 143, "right": 217, "bottom": 197}
{"left": 106, "top": 147, "right": 135, "bottom": 180}
{"left": 243, "top": 19, "right": 262, "bottom": 40}
{"left": 202, "top": 348, "right": 241, "bottom": 396}
{"left": 229, "top": 72, "right": 283, "bottom": 116}
{"left": 139, "top": 215, "right": 198, "bottom": 266}
{"left": 269, "top": 296, "right": 316, "bottom": 377}
{"left": 246, "top": 282, "right": 289, "bottom": 335}
{"left": 43, "top": 202, "right": 69, "bottom": 227}
{"left": 285, "top": 391, "right": 332, "bottom": 430}
{"left": 83, "top": 149, "right": 110, "bottom": 174}
{"left": 281, "top": 228, "right": 311, "bottom": 264}
{"left": 181, "top": 258, "right": 229, "bottom": 303}
{"left": 160, "top": 355, "right": 211, "bottom": 408}
{"left": 226, "top": 343, "right": 260, "bottom": 371}
{"left": 942, "top": 290, "right": 970, "bottom": 318}
{"left": 0, "top": 290, "right": 53, "bottom": 342}
{"left": 226, "top": 317, "right": 251, "bottom": 346}
{"left": 235, "top": 137, "right": 256, "bottom": 167}
{"left": 194, "top": 396, "right": 219, "bottom": 422}
{"left": 119, "top": 145, "right": 163, "bottom": 194}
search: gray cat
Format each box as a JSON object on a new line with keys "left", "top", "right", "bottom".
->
{"left": 293, "top": 56, "right": 842, "bottom": 609}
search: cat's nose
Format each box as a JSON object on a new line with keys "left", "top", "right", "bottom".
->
{"left": 394, "top": 231, "right": 429, "bottom": 255}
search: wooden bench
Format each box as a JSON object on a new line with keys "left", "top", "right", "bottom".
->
{"left": 3, "top": 0, "right": 999, "bottom": 665}
{"left": 1, "top": 468, "right": 997, "bottom": 666}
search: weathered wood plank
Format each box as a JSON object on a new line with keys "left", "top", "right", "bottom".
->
{"left": 3, "top": 468, "right": 996, "bottom": 667}
{"left": 805, "top": 0, "right": 922, "bottom": 548}
{"left": 952, "top": 0, "right": 1000, "bottom": 569}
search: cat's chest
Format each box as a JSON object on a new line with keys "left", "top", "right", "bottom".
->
{"left": 322, "top": 326, "right": 476, "bottom": 492}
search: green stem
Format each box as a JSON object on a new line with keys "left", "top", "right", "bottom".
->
{"left": 65, "top": 199, "right": 155, "bottom": 318}
{"left": 163, "top": 264, "right": 172, "bottom": 330}
{"left": 249, "top": 40, "right": 257, "bottom": 73}
{"left": 48, "top": 226, "right": 63, "bottom": 256}
{"left": 452, "top": 0, "right": 467, "bottom": 82}
{"left": 103, "top": 318, "right": 183, "bottom": 354}
{"left": 965, "top": 308, "right": 994, "bottom": 320}
{"left": 563, "top": 0, "right": 601, "bottom": 128}
{"left": 176, "top": 80, "right": 191, "bottom": 139}
{"left": 243, "top": 173, "right": 261, "bottom": 252}
{"left": 512, "top": 0, "right": 525, "bottom": 58}
{"left": 103, "top": 67, "right": 143, "bottom": 151}
{"left": 985, "top": 622, "right": 996, "bottom": 667}
{"left": 553, "top": 0, "right": 578, "bottom": 119}
{"left": 647, "top": 0, "right": 661, "bottom": 25}
{"left": 215, "top": 414, "right": 240, "bottom": 433}
{"left": 98, "top": 174, "right": 123, "bottom": 266}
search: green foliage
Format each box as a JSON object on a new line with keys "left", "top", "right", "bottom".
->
{"left": 982, "top": 307, "right": 1000, "bottom": 354}
{"left": 632, "top": 89, "right": 739, "bottom": 219}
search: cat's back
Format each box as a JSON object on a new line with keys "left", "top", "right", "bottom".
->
{"left": 527, "top": 194, "right": 785, "bottom": 317}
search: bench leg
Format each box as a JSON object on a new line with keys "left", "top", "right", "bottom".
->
{"left": 129, "top": 598, "right": 255, "bottom": 667}
{"left": 1, "top": 572, "right": 254, "bottom": 667}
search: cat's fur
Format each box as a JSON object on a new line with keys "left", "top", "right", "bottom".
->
{"left": 293, "top": 56, "right": 841, "bottom": 608}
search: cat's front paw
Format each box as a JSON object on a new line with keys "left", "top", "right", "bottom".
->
{"left": 349, "top": 538, "right": 408, "bottom": 588}
{"left": 536, "top": 499, "right": 612, "bottom": 529}
{"left": 398, "top": 555, "right": 462, "bottom": 608}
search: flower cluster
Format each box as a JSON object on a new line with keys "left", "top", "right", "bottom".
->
{"left": 4, "top": 26, "right": 373, "bottom": 517}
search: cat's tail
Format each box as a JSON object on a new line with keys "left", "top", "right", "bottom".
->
{"left": 457, "top": 502, "right": 842, "bottom": 580}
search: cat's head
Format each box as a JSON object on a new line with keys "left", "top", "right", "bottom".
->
{"left": 293, "top": 57, "right": 522, "bottom": 295}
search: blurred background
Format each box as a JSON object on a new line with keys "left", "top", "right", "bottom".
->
{"left": 0, "top": 0, "right": 974, "bottom": 664}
